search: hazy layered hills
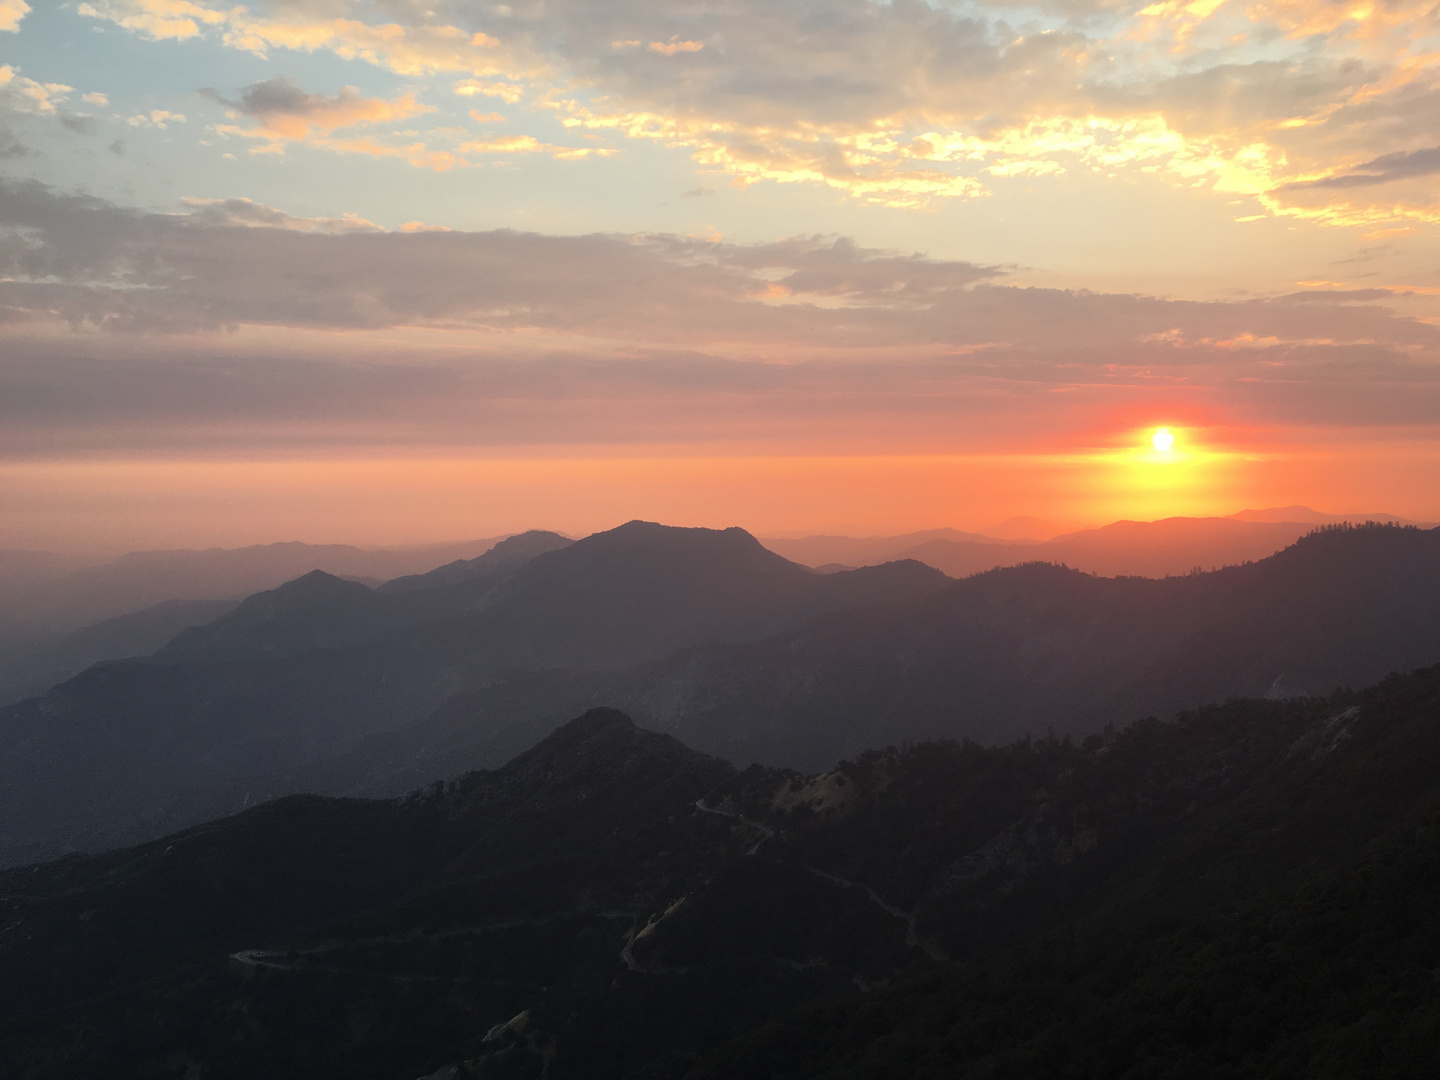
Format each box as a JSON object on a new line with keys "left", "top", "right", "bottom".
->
{"left": 4, "top": 664, "right": 1439, "bottom": 1078}
{"left": 0, "top": 522, "right": 947, "bottom": 865}
{"left": 0, "top": 509, "right": 1408, "bottom": 710}
{"left": 0, "top": 598, "right": 242, "bottom": 708}
{"left": 315, "top": 522, "right": 1440, "bottom": 781}
{"left": 1, "top": 521, "right": 1437, "bottom": 872}
{"left": 762, "top": 508, "right": 1427, "bottom": 578}
{"left": 2, "top": 520, "right": 1439, "bottom": 869}
{"left": 155, "top": 531, "right": 574, "bottom": 665}
{"left": 0, "top": 537, "right": 513, "bottom": 633}
{"left": 611, "top": 523, "right": 1440, "bottom": 769}
{"left": 0, "top": 536, "right": 518, "bottom": 706}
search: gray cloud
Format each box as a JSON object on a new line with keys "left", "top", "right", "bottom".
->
{"left": 195, "top": 75, "right": 428, "bottom": 142}
{"left": 58, "top": 112, "right": 98, "bottom": 135}
{"left": 1283, "top": 145, "right": 1440, "bottom": 191}
{"left": 0, "top": 179, "right": 1437, "bottom": 454}
{"left": 0, "top": 121, "right": 27, "bottom": 157}
{"left": 201, "top": 77, "right": 343, "bottom": 119}
{"left": 0, "top": 178, "right": 1007, "bottom": 338}
{"left": 1, "top": 180, "right": 1435, "bottom": 355}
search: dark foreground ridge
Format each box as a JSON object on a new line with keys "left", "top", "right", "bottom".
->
{"left": 3, "top": 666, "right": 1440, "bottom": 1078}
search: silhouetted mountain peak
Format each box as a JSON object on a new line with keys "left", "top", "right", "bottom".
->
{"left": 493, "top": 705, "right": 687, "bottom": 778}
{"left": 155, "top": 569, "right": 379, "bottom": 664}
{"left": 378, "top": 530, "right": 572, "bottom": 593}
{"left": 274, "top": 567, "right": 367, "bottom": 593}
{"left": 442, "top": 705, "right": 734, "bottom": 824}
{"left": 488, "top": 529, "right": 573, "bottom": 559}
{"left": 195, "top": 567, "right": 373, "bottom": 623}
{"left": 493, "top": 521, "right": 808, "bottom": 600}
{"left": 575, "top": 520, "right": 782, "bottom": 562}
{"left": 548, "top": 704, "right": 635, "bottom": 738}
{"left": 448, "top": 522, "right": 820, "bottom": 669}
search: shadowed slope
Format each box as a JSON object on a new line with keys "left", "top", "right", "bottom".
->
{"left": 3, "top": 666, "right": 1440, "bottom": 1078}
{"left": 376, "top": 530, "right": 573, "bottom": 594}
{"left": 616, "top": 524, "right": 1440, "bottom": 769}
{"left": 0, "top": 523, "right": 945, "bottom": 865}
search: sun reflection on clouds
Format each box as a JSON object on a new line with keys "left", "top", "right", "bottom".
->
{"left": 56, "top": 0, "right": 1440, "bottom": 223}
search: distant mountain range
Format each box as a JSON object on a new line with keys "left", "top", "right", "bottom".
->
{"left": 0, "top": 536, "right": 514, "bottom": 633}
{"left": 0, "top": 536, "right": 519, "bottom": 705}
{"left": 2, "top": 507, "right": 1414, "bottom": 708}
{"left": 367, "top": 521, "right": 1440, "bottom": 773}
{"left": 4, "top": 662, "right": 1438, "bottom": 1077}
{"left": 0, "top": 522, "right": 947, "bottom": 865}
{"left": 1, "top": 519, "right": 1438, "bottom": 868}
{"left": 761, "top": 505, "right": 1430, "bottom": 577}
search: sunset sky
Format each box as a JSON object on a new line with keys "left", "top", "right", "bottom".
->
{"left": 2, "top": 0, "right": 1438, "bottom": 551}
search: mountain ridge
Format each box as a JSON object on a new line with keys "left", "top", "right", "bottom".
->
{"left": 0, "top": 522, "right": 949, "bottom": 865}
{"left": 614, "top": 523, "right": 1440, "bottom": 769}
{"left": 4, "top": 522, "right": 1436, "bottom": 867}
{"left": 3, "top": 662, "right": 1438, "bottom": 1077}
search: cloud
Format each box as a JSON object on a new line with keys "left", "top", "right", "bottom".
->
{"left": 69, "top": 0, "right": 1440, "bottom": 220}
{"left": 1285, "top": 145, "right": 1440, "bottom": 190}
{"left": 178, "top": 195, "right": 381, "bottom": 232}
{"left": 1, "top": 179, "right": 1433, "bottom": 356}
{"left": 76, "top": 0, "right": 224, "bottom": 40}
{"left": 0, "top": 181, "right": 1436, "bottom": 457}
{"left": 649, "top": 39, "right": 703, "bottom": 56}
{"left": 0, "top": 121, "right": 27, "bottom": 158}
{"left": 78, "top": 0, "right": 541, "bottom": 80}
{"left": 59, "top": 113, "right": 99, "bottom": 135}
{"left": 313, "top": 135, "right": 460, "bottom": 171}
{"left": 198, "top": 76, "right": 453, "bottom": 167}
{"left": 0, "top": 65, "right": 72, "bottom": 116}
{"left": 0, "top": 1, "right": 28, "bottom": 33}
{"left": 454, "top": 80, "right": 525, "bottom": 104}
{"left": 1, "top": 67, "right": 114, "bottom": 144}
{"left": 201, "top": 77, "right": 431, "bottom": 141}
{"left": 458, "top": 133, "right": 614, "bottom": 160}
{"left": 126, "top": 108, "right": 184, "bottom": 129}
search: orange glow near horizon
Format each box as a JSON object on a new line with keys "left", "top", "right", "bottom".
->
{"left": 2, "top": 437, "right": 1436, "bottom": 555}
{"left": 4, "top": 0, "right": 1440, "bottom": 559}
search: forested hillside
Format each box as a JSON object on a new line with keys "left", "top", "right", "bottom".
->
{"left": 3, "top": 662, "right": 1438, "bottom": 1077}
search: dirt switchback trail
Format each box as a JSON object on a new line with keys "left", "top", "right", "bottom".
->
{"left": 694, "top": 798, "right": 774, "bottom": 854}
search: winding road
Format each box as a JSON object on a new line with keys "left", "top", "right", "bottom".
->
{"left": 806, "top": 866, "right": 947, "bottom": 960}
{"left": 694, "top": 798, "right": 774, "bottom": 854}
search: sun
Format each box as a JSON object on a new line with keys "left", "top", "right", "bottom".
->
{"left": 1151, "top": 428, "right": 1174, "bottom": 453}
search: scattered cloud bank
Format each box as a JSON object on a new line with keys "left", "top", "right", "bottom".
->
{"left": 0, "top": 64, "right": 72, "bottom": 116}
{"left": 57, "top": 0, "right": 1440, "bottom": 221}
{"left": 0, "top": 180, "right": 1435, "bottom": 454}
